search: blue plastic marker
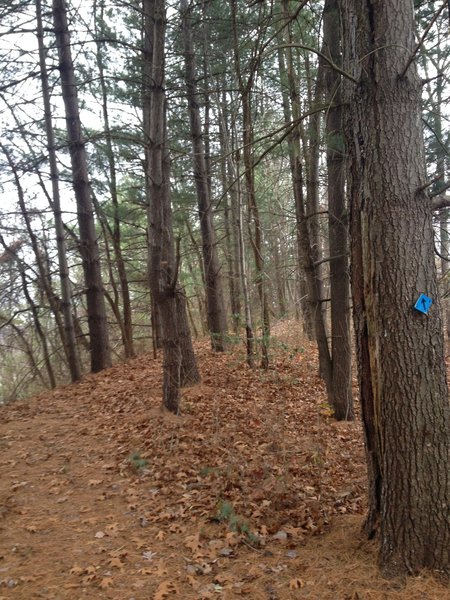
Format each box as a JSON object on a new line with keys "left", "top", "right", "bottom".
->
{"left": 414, "top": 294, "right": 433, "bottom": 315}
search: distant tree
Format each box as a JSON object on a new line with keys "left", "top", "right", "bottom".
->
{"left": 92, "top": 0, "right": 135, "bottom": 359}
{"left": 180, "top": 0, "right": 228, "bottom": 352}
{"left": 277, "top": 1, "right": 332, "bottom": 391}
{"left": 231, "top": 0, "right": 271, "bottom": 369}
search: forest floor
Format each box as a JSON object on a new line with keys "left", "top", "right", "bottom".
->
{"left": 0, "top": 321, "right": 448, "bottom": 600}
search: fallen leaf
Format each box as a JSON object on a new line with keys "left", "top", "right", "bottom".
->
{"left": 225, "top": 532, "right": 240, "bottom": 546}
{"left": 184, "top": 533, "right": 203, "bottom": 554}
{"left": 186, "top": 574, "right": 198, "bottom": 588}
{"left": 99, "top": 577, "right": 113, "bottom": 589}
{"left": 156, "top": 561, "right": 168, "bottom": 576}
{"left": 109, "top": 548, "right": 128, "bottom": 559}
{"left": 156, "top": 530, "right": 166, "bottom": 541}
{"left": 109, "top": 557, "right": 124, "bottom": 569}
{"left": 289, "top": 577, "right": 305, "bottom": 589}
{"left": 153, "top": 580, "right": 179, "bottom": 599}
{"left": 94, "top": 531, "right": 105, "bottom": 538}
{"left": 143, "top": 550, "right": 157, "bottom": 561}
{"left": 106, "top": 522, "right": 119, "bottom": 534}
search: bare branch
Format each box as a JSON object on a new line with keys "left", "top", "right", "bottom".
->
{"left": 264, "top": 44, "right": 359, "bottom": 84}
{"left": 400, "top": 0, "right": 448, "bottom": 78}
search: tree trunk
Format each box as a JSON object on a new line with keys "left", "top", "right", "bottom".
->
{"left": 323, "top": 0, "right": 353, "bottom": 420}
{"left": 180, "top": 0, "right": 228, "bottom": 352}
{"left": 217, "top": 84, "right": 242, "bottom": 334}
{"left": 277, "top": 8, "right": 332, "bottom": 390}
{"left": 0, "top": 234, "right": 56, "bottom": 389}
{"left": 52, "top": 0, "right": 111, "bottom": 373}
{"left": 278, "top": 0, "right": 315, "bottom": 340}
{"left": 176, "top": 286, "right": 201, "bottom": 386}
{"left": 144, "top": 0, "right": 199, "bottom": 412}
{"left": 36, "top": 0, "right": 82, "bottom": 382}
{"left": 145, "top": 0, "right": 181, "bottom": 412}
{"left": 231, "top": 0, "right": 270, "bottom": 368}
{"left": 341, "top": 0, "right": 449, "bottom": 576}
{"left": 235, "top": 150, "right": 255, "bottom": 367}
{"left": 94, "top": 0, "right": 135, "bottom": 359}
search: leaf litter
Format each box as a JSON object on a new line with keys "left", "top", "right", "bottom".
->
{"left": 0, "top": 320, "right": 447, "bottom": 599}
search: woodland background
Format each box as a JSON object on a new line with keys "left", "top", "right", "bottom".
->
{"left": 0, "top": 0, "right": 448, "bottom": 405}
{"left": 0, "top": 0, "right": 450, "bottom": 594}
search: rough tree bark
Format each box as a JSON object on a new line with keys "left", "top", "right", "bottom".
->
{"left": 341, "top": 0, "right": 449, "bottom": 577}
{"left": 53, "top": 0, "right": 111, "bottom": 373}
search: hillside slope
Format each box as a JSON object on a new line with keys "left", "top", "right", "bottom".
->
{"left": 0, "top": 327, "right": 447, "bottom": 599}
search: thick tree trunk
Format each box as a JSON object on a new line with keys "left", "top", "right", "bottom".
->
{"left": 342, "top": 0, "right": 449, "bottom": 576}
{"left": 53, "top": 0, "right": 111, "bottom": 373}
{"left": 180, "top": 0, "right": 228, "bottom": 352}
{"left": 323, "top": 0, "right": 353, "bottom": 420}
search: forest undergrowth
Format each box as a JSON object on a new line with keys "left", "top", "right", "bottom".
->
{"left": 0, "top": 321, "right": 447, "bottom": 599}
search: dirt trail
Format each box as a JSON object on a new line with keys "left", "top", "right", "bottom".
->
{"left": 0, "top": 334, "right": 447, "bottom": 599}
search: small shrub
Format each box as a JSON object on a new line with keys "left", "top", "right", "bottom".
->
{"left": 215, "top": 499, "right": 259, "bottom": 544}
{"left": 128, "top": 452, "right": 149, "bottom": 471}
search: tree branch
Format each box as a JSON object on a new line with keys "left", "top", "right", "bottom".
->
{"left": 263, "top": 44, "right": 359, "bottom": 84}
{"left": 400, "top": 0, "right": 448, "bottom": 78}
